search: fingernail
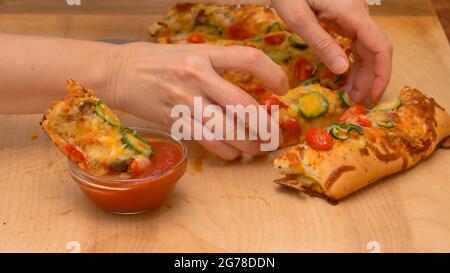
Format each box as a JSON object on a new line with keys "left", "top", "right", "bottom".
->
{"left": 331, "top": 56, "right": 348, "bottom": 74}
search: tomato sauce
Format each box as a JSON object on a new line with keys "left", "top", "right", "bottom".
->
{"left": 71, "top": 137, "right": 187, "bottom": 214}
{"left": 135, "top": 139, "right": 185, "bottom": 178}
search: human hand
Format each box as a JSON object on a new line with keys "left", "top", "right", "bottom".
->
{"left": 108, "top": 42, "right": 289, "bottom": 160}
{"left": 272, "top": 0, "right": 393, "bottom": 103}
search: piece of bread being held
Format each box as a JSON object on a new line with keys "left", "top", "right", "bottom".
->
{"left": 41, "top": 80, "right": 153, "bottom": 179}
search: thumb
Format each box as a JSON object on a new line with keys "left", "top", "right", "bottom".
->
{"left": 297, "top": 21, "right": 349, "bottom": 75}
{"left": 274, "top": 0, "right": 349, "bottom": 74}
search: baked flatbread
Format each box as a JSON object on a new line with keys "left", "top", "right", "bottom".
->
{"left": 150, "top": 3, "right": 354, "bottom": 148}
{"left": 274, "top": 88, "right": 450, "bottom": 203}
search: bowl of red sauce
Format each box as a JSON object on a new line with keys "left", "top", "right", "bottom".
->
{"left": 68, "top": 127, "right": 188, "bottom": 214}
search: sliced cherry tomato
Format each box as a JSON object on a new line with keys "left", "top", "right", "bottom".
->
{"left": 295, "top": 59, "right": 313, "bottom": 84}
{"left": 229, "top": 23, "right": 252, "bottom": 40}
{"left": 65, "top": 144, "right": 85, "bottom": 162}
{"left": 187, "top": 34, "right": 205, "bottom": 43}
{"left": 264, "top": 33, "right": 287, "bottom": 45}
{"left": 305, "top": 128, "right": 334, "bottom": 151}
{"left": 280, "top": 119, "right": 302, "bottom": 139}
{"left": 130, "top": 159, "right": 141, "bottom": 175}
{"left": 259, "top": 92, "right": 281, "bottom": 114}
{"left": 86, "top": 138, "right": 101, "bottom": 145}
{"left": 357, "top": 116, "right": 372, "bottom": 127}
{"left": 339, "top": 104, "right": 367, "bottom": 122}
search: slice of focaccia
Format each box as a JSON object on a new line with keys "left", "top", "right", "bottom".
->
{"left": 274, "top": 88, "right": 450, "bottom": 203}
{"left": 41, "top": 80, "right": 152, "bottom": 178}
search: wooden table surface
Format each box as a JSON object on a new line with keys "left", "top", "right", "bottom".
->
{"left": 1, "top": 0, "right": 450, "bottom": 253}
{"left": 431, "top": 0, "right": 450, "bottom": 41}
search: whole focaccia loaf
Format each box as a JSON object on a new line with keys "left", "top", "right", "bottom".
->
{"left": 149, "top": 3, "right": 352, "bottom": 90}
{"left": 274, "top": 88, "right": 450, "bottom": 203}
{"left": 149, "top": 3, "right": 354, "bottom": 149}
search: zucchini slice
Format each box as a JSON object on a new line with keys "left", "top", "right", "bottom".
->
{"left": 265, "top": 51, "right": 291, "bottom": 65}
{"left": 339, "top": 91, "right": 353, "bottom": 108}
{"left": 299, "top": 78, "right": 320, "bottom": 86}
{"left": 288, "top": 34, "right": 308, "bottom": 50}
{"left": 192, "top": 23, "right": 222, "bottom": 35}
{"left": 121, "top": 128, "right": 153, "bottom": 157}
{"left": 266, "top": 22, "right": 283, "bottom": 33}
{"left": 246, "top": 39, "right": 264, "bottom": 49}
{"left": 297, "top": 92, "right": 329, "bottom": 120}
{"left": 328, "top": 122, "right": 364, "bottom": 140}
{"left": 371, "top": 98, "right": 402, "bottom": 113}
{"left": 376, "top": 119, "right": 395, "bottom": 129}
{"left": 94, "top": 100, "right": 121, "bottom": 127}
{"left": 329, "top": 125, "right": 350, "bottom": 140}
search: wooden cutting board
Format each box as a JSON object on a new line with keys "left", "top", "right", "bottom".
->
{"left": 0, "top": 0, "right": 449, "bottom": 252}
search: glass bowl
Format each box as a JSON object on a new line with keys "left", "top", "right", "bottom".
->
{"left": 68, "top": 127, "right": 188, "bottom": 214}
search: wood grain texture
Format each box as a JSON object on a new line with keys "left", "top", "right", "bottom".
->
{"left": 0, "top": 0, "right": 450, "bottom": 252}
{"left": 431, "top": 0, "right": 450, "bottom": 42}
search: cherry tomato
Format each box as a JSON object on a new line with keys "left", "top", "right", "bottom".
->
{"left": 339, "top": 105, "right": 367, "bottom": 122}
{"left": 264, "top": 33, "right": 287, "bottom": 45}
{"left": 65, "top": 144, "right": 85, "bottom": 162}
{"left": 229, "top": 23, "right": 252, "bottom": 40}
{"left": 187, "top": 34, "right": 205, "bottom": 43}
{"left": 280, "top": 119, "right": 302, "bottom": 139}
{"left": 259, "top": 92, "right": 281, "bottom": 114}
{"left": 306, "top": 128, "right": 334, "bottom": 151}
{"left": 130, "top": 159, "right": 141, "bottom": 175}
{"left": 295, "top": 59, "right": 313, "bottom": 83}
{"left": 357, "top": 116, "right": 372, "bottom": 127}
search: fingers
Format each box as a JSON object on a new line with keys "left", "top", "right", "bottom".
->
{"left": 369, "top": 42, "right": 393, "bottom": 103}
{"left": 197, "top": 138, "right": 242, "bottom": 160}
{"left": 191, "top": 93, "right": 268, "bottom": 156}
{"left": 347, "top": 40, "right": 374, "bottom": 103}
{"left": 274, "top": 0, "right": 349, "bottom": 74}
{"left": 181, "top": 115, "right": 242, "bottom": 160}
{"left": 273, "top": 0, "right": 392, "bottom": 103}
{"left": 208, "top": 46, "right": 289, "bottom": 95}
{"left": 202, "top": 71, "right": 280, "bottom": 145}
{"left": 346, "top": 15, "right": 393, "bottom": 103}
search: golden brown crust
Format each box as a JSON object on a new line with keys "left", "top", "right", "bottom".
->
{"left": 149, "top": 3, "right": 281, "bottom": 40}
{"left": 274, "top": 177, "right": 339, "bottom": 205}
{"left": 274, "top": 88, "right": 450, "bottom": 202}
{"left": 324, "top": 165, "right": 356, "bottom": 191}
{"left": 41, "top": 80, "right": 98, "bottom": 173}
{"left": 440, "top": 137, "right": 450, "bottom": 149}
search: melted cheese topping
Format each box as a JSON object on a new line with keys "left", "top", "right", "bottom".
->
{"left": 48, "top": 100, "right": 136, "bottom": 175}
